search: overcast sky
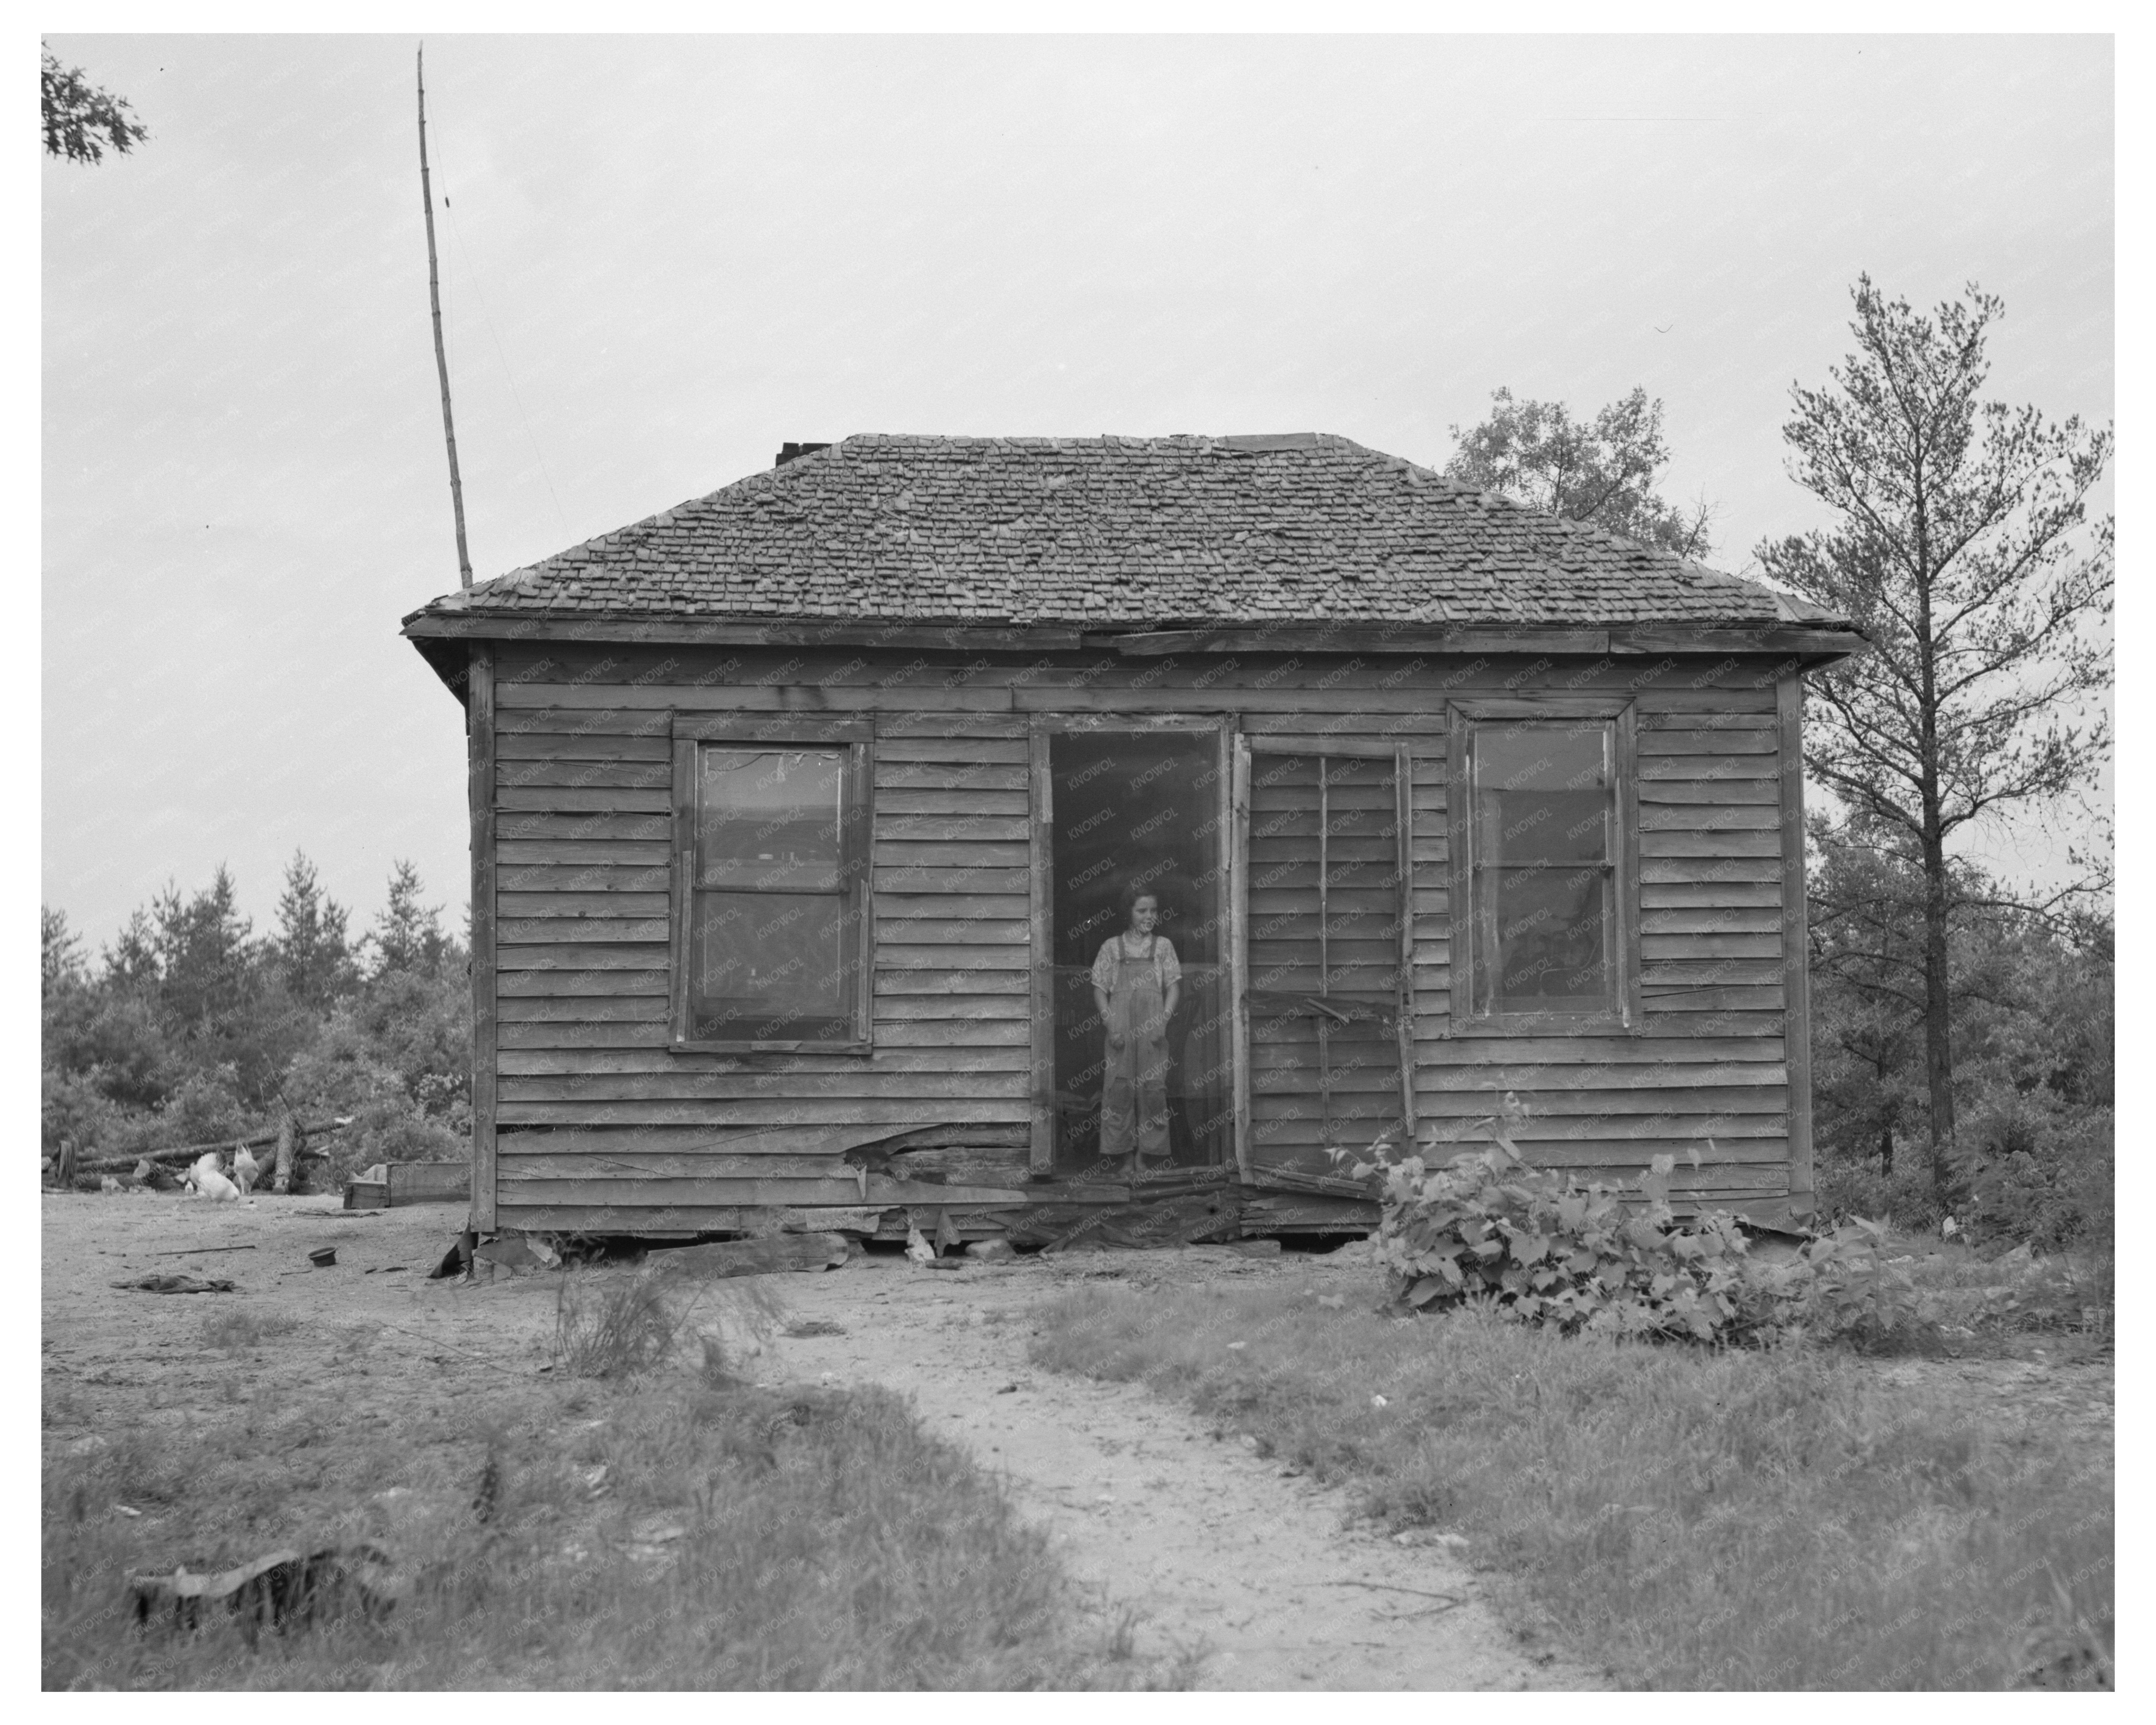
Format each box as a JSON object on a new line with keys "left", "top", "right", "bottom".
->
{"left": 41, "top": 32, "right": 2113, "bottom": 948}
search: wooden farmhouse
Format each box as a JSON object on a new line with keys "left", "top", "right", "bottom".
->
{"left": 401, "top": 433, "right": 1862, "bottom": 1246}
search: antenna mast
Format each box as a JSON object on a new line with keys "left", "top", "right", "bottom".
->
{"left": 417, "top": 45, "right": 473, "bottom": 588}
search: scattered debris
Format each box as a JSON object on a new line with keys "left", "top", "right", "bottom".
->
{"left": 783, "top": 1317, "right": 847, "bottom": 1338}
{"left": 308, "top": 1248, "right": 337, "bottom": 1269}
{"left": 113, "top": 1504, "right": 142, "bottom": 1519}
{"left": 1370, "top": 1394, "right": 1390, "bottom": 1409}
{"left": 111, "top": 1275, "right": 237, "bottom": 1295}
{"left": 128, "top": 1544, "right": 398, "bottom": 1634}
{"left": 473, "top": 1455, "right": 502, "bottom": 1525}
{"left": 99, "top": 1176, "right": 122, "bottom": 1194}
{"left": 1226, "top": 1239, "right": 1283, "bottom": 1258}
{"left": 153, "top": 1243, "right": 257, "bottom": 1258}
{"left": 904, "top": 1223, "right": 936, "bottom": 1265}
{"left": 966, "top": 1237, "right": 1017, "bottom": 1262}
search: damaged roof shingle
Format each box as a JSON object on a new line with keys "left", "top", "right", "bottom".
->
{"left": 406, "top": 433, "right": 1843, "bottom": 631}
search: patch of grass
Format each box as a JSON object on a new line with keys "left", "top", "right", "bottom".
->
{"left": 44, "top": 1369, "right": 1179, "bottom": 1690}
{"left": 1031, "top": 1280, "right": 2112, "bottom": 1690}
{"left": 552, "top": 1268, "right": 684, "bottom": 1379}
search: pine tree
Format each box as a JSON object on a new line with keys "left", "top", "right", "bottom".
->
{"left": 370, "top": 860, "right": 451, "bottom": 978}
{"left": 273, "top": 850, "right": 357, "bottom": 1007}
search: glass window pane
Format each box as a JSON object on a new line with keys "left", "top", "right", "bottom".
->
{"left": 1475, "top": 721, "right": 1610, "bottom": 864}
{"left": 1474, "top": 865, "right": 1614, "bottom": 1012}
{"left": 697, "top": 749, "right": 844, "bottom": 891}
{"left": 690, "top": 891, "right": 853, "bottom": 1036}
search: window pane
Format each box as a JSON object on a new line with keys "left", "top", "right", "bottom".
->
{"left": 697, "top": 749, "right": 844, "bottom": 891}
{"left": 690, "top": 891, "right": 854, "bottom": 1037}
{"left": 1474, "top": 865, "right": 1614, "bottom": 1012}
{"left": 1474, "top": 722, "right": 1610, "bottom": 865}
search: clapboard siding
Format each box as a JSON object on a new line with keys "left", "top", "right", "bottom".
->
{"left": 469, "top": 649, "right": 1811, "bottom": 1225}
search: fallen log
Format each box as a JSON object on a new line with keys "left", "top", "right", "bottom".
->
{"left": 74, "top": 1117, "right": 353, "bottom": 1177}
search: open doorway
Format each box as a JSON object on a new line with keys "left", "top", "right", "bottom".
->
{"left": 1048, "top": 730, "right": 1230, "bottom": 1177}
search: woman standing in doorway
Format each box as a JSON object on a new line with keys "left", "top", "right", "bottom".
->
{"left": 1091, "top": 884, "right": 1182, "bottom": 1179}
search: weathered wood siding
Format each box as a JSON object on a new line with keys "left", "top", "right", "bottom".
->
{"left": 477, "top": 643, "right": 1805, "bottom": 1229}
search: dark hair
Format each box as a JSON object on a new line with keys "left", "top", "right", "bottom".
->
{"left": 1119, "top": 882, "right": 1162, "bottom": 918}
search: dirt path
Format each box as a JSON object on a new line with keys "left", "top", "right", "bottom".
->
{"left": 751, "top": 1249, "right": 1595, "bottom": 1690}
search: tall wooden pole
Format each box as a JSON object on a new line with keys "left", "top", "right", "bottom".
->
{"left": 418, "top": 45, "right": 473, "bottom": 588}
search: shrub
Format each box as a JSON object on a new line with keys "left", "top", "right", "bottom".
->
{"left": 1335, "top": 1098, "right": 1928, "bottom": 1351}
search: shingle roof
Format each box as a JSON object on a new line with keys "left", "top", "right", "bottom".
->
{"left": 407, "top": 433, "right": 1843, "bottom": 631}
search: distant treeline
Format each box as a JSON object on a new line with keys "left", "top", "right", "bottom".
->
{"left": 41, "top": 855, "right": 469, "bottom": 1185}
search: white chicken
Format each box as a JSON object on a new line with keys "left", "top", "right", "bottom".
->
{"left": 231, "top": 1145, "right": 261, "bottom": 1196}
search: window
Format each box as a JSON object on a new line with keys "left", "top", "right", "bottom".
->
{"left": 671, "top": 725, "right": 871, "bottom": 1050}
{"left": 1452, "top": 704, "right": 1636, "bottom": 1027}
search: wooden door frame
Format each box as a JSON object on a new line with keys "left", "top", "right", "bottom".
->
{"left": 1027, "top": 713, "right": 1238, "bottom": 1178}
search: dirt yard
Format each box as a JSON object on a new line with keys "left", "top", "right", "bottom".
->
{"left": 42, "top": 1189, "right": 1602, "bottom": 1689}
{"left": 41, "top": 1190, "right": 2112, "bottom": 1690}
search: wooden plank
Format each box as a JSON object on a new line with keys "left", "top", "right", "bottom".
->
{"left": 875, "top": 736, "right": 1031, "bottom": 764}
{"left": 1634, "top": 1011, "right": 1787, "bottom": 1038}
{"left": 874, "top": 970, "right": 1031, "bottom": 995}
{"left": 876, "top": 892, "right": 1031, "bottom": 920}
{"left": 469, "top": 643, "right": 498, "bottom": 1231}
{"left": 497, "top": 1122, "right": 1027, "bottom": 1159}
{"left": 495, "top": 707, "right": 674, "bottom": 737}
{"left": 871, "top": 992, "right": 1032, "bottom": 1020}
{"left": 498, "top": 993, "right": 672, "bottom": 1022}
{"left": 497, "top": 1204, "right": 756, "bottom": 1231}
{"left": 1417, "top": 1035, "right": 1783, "bottom": 1065}
{"left": 874, "top": 813, "right": 1030, "bottom": 844}
{"left": 875, "top": 944, "right": 1029, "bottom": 971}
{"left": 497, "top": 1098, "right": 1033, "bottom": 1126}
{"left": 672, "top": 713, "right": 872, "bottom": 743}
{"left": 875, "top": 917, "right": 1029, "bottom": 946}
{"left": 1640, "top": 881, "right": 1783, "bottom": 909}
{"left": 874, "top": 864, "right": 1031, "bottom": 894}
{"left": 500, "top": 1021, "right": 673, "bottom": 1049}
{"left": 1639, "top": 857, "right": 1783, "bottom": 884}
{"left": 498, "top": 917, "right": 670, "bottom": 945}
{"left": 497, "top": 862, "right": 673, "bottom": 892}
{"left": 495, "top": 732, "right": 674, "bottom": 762}
{"left": 500, "top": 1067, "right": 1029, "bottom": 1103}
{"left": 496, "top": 838, "right": 673, "bottom": 868}
{"left": 497, "top": 1045, "right": 1032, "bottom": 1077}
{"left": 1417, "top": 1087, "right": 1790, "bottom": 1120}
{"left": 1641, "top": 960, "right": 1784, "bottom": 986}
{"left": 496, "top": 943, "right": 668, "bottom": 970}
{"left": 874, "top": 763, "right": 1031, "bottom": 792}
{"left": 1232, "top": 735, "right": 1253, "bottom": 1181}
{"left": 1780, "top": 673, "right": 1813, "bottom": 1212}
{"left": 1640, "top": 804, "right": 1783, "bottom": 831}
{"left": 873, "top": 839, "right": 1031, "bottom": 866}
{"left": 1640, "top": 984, "right": 1786, "bottom": 1010}
{"left": 1640, "top": 907, "right": 1783, "bottom": 934}
{"left": 1640, "top": 831, "right": 1783, "bottom": 858}
{"left": 500, "top": 891, "right": 671, "bottom": 917}
{"left": 1640, "top": 709, "right": 1780, "bottom": 730}
{"left": 497, "top": 812, "right": 675, "bottom": 843}
{"left": 1427, "top": 1135, "right": 1791, "bottom": 1162}
{"left": 1640, "top": 933, "right": 1783, "bottom": 960}
{"left": 660, "top": 1234, "right": 853, "bottom": 1277}
{"left": 1639, "top": 729, "right": 1781, "bottom": 755}
{"left": 1638, "top": 754, "right": 1780, "bottom": 781}
{"left": 495, "top": 1175, "right": 1030, "bottom": 1208}
{"left": 499, "top": 970, "right": 672, "bottom": 998}
{"left": 497, "top": 760, "right": 671, "bottom": 789}
{"left": 1418, "top": 1063, "right": 1787, "bottom": 1092}
{"left": 495, "top": 786, "right": 672, "bottom": 814}
{"left": 873, "top": 713, "right": 1029, "bottom": 740}
{"left": 1636, "top": 779, "right": 1781, "bottom": 805}
{"left": 500, "top": 680, "right": 1014, "bottom": 712}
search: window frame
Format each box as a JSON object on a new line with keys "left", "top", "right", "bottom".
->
{"left": 669, "top": 713, "right": 875, "bottom": 1055}
{"left": 1447, "top": 696, "right": 1640, "bottom": 1036}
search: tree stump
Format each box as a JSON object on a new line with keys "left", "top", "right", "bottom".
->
{"left": 272, "top": 1116, "right": 296, "bottom": 1195}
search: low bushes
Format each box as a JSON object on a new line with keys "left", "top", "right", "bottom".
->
{"left": 1336, "top": 1101, "right": 1928, "bottom": 1350}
